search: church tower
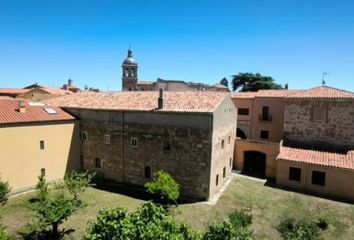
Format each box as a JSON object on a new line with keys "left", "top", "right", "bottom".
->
{"left": 122, "top": 49, "right": 138, "bottom": 91}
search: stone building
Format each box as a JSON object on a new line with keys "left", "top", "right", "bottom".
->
{"left": 0, "top": 98, "right": 80, "bottom": 194}
{"left": 46, "top": 90, "right": 236, "bottom": 200}
{"left": 121, "top": 49, "right": 228, "bottom": 92}
{"left": 276, "top": 85, "right": 354, "bottom": 201}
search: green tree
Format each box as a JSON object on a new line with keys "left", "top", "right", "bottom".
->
{"left": 30, "top": 175, "right": 78, "bottom": 238}
{"left": 84, "top": 201, "right": 199, "bottom": 240}
{"left": 276, "top": 218, "right": 323, "bottom": 240}
{"left": 220, "top": 77, "right": 229, "bottom": 88}
{"left": 202, "top": 221, "right": 253, "bottom": 240}
{"left": 144, "top": 170, "right": 180, "bottom": 205}
{"left": 64, "top": 171, "right": 94, "bottom": 203}
{"left": 231, "top": 72, "right": 282, "bottom": 92}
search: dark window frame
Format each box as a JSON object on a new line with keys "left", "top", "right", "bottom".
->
{"left": 238, "top": 108, "right": 249, "bottom": 115}
{"left": 216, "top": 174, "right": 219, "bottom": 186}
{"left": 40, "top": 140, "right": 45, "bottom": 150}
{"left": 289, "top": 167, "right": 301, "bottom": 182}
{"left": 144, "top": 166, "right": 151, "bottom": 179}
{"left": 260, "top": 130, "right": 269, "bottom": 139}
{"left": 223, "top": 167, "right": 226, "bottom": 178}
{"left": 95, "top": 158, "right": 102, "bottom": 168}
{"left": 312, "top": 171, "right": 326, "bottom": 186}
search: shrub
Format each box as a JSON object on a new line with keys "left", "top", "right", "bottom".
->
{"left": 144, "top": 170, "right": 180, "bottom": 205}
{"left": 0, "top": 178, "right": 10, "bottom": 205}
{"left": 316, "top": 213, "right": 330, "bottom": 230}
{"left": 276, "top": 218, "right": 322, "bottom": 240}
{"left": 228, "top": 209, "right": 253, "bottom": 228}
{"left": 64, "top": 171, "right": 94, "bottom": 204}
{"left": 202, "top": 221, "right": 253, "bottom": 240}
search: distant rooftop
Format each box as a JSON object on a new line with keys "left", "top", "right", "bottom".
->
{"left": 230, "top": 89, "right": 303, "bottom": 99}
{"left": 287, "top": 85, "right": 354, "bottom": 99}
{"left": 44, "top": 91, "right": 229, "bottom": 113}
{"left": 0, "top": 98, "right": 74, "bottom": 125}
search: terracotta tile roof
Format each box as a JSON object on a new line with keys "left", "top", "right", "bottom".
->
{"left": 0, "top": 88, "right": 29, "bottom": 94}
{"left": 0, "top": 98, "right": 75, "bottom": 125}
{"left": 38, "top": 86, "right": 73, "bottom": 95}
{"left": 277, "top": 145, "right": 354, "bottom": 170}
{"left": 287, "top": 85, "right": 354, "bottom": 99}
{"left": 44, "top": 91, "right": 228, "bottom": 113}
{"left": 230, "top": 89, "right": 303, "bottom": 99}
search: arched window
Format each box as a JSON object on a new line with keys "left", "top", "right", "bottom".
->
{"left": 236, "top": 128, "right": 247, "bottom": 139}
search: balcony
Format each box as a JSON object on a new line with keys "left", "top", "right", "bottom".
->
{"left": 259, "top": 114, "right": 272, "bottom": 121}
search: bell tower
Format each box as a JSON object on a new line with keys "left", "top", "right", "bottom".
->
{"left": 122, "top": 49, "right": 138, "bottom": 91}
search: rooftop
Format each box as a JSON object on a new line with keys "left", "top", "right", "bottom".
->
{"left": 230, "top": 89, "right": 303, "bottom": 99}
{"left": 0, "top": 88, "right": 29, "bottom": 95}
{"left": 44, "top": 91, "right": 228, "bottom": 113}
{"left": 0, "top": 98, "right": 75, "bottom": 125}
{"left": 277, "top": 145, "right": 354, "bottom": 171}
{"left": 287, "top": 85, "right": 354, "bottom": 99}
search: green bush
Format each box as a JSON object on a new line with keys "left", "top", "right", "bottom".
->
{"left": 0, "top": 224, "right": 13, "bottom": 240}
{"left": 202, "top": 221, "right": 253, "bottom": 240}
{"left": 276, "top": 218, "right": 322, "bottom": 240}
{"left": 144, "top": 170, "right": 180, "bottom": 205}
{"left": 64, "top": 171, "right": 94, "bottom": 204}
{"left": 228, "top": 209, "right": 253, "bottom": 228}
{"left": 0, "top": 178, "right": 10, "bottom": 205}
{"left": 316, "top": 214, "right": 330, "bottom": 230}
{"left": 84, "top": 201, "right": 199, "bottom": 240}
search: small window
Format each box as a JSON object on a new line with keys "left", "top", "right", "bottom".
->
{"left": 238, "top": 108, "right": 249, "bottom": 115}
{"left": 144, "top": 166, "right": 151, "bottom": 178}
{"left": 312, "top": 171, "right": 326, "bottom": 186}
{"left": 223, "top": 167, "right": 226, "bottom": 178}
{"left": 228, "top": 136, "right": 231, "bottom": 144}
{"left": 131, "top": 137, "right": 138, "bottom": 148}
{"left": 289, "top": 167, "right": 301, "bottom": 182}
{"left": 262, "top": 106, "right": 269, "bottom": 119}
{"left": 313, "top": 107, "right": 326, "bottom": 122}
{"left": 104, "top": 134, "right": 111, "bottom": 145}
{"left": 95, "top": 158, "right": 102, "bottom": 168}
{"left": 221, "top": 139, "right": 225, "bottom": 149}
{"left": 216, "top": 174, "right": 219, "bottom": 186}
{"left": 82, "top": 132, "right": 88, "bottom": 141}
{"left": 260, "top": 130, "right": 269, "bottom": 139}
{"left": 40, "top": 140, "right": 45, "bottom": 150}
{"left": 229, "top": 158, "right": 232, "bottom": 167}
{"left": 163, "top": 140, "right": 171, "bottom": 153}
{"left": 40, "top": 168, "right": 46, "bottom": 177}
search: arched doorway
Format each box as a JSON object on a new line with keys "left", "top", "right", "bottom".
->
{"left": 243, "top": 151, "right": 266, "bottom": 178}
{"left": 237, "top": 128, "right": 247, "bottom": 139}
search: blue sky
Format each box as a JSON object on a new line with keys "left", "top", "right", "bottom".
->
{"left": 0, "top": 0, "right": 353, "bottom": 91}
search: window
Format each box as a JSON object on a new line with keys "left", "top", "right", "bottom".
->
{"left": 289, "top": 167, "right": 301, "bottom": 182}
{"left": 262, "top": 106, "right": 269, "bottom": 119}
{"left": 40, "top": 168, "right": 46, "bottom": 177}
{"left": 163, "top": 140, "right": 171, "bottom": 153}
{"left": 313, "top": 107, "right": 326, "bottom": 122}
{"left": 238, "top": 108, "right": 249, "bottom": 115}
{"left": 82, "top": 131, "right": 88, "bottom": 141}
{"left": 104, "top": 134, "right": 111, "bottom": 145}
{"left": 216, "top": 174, "right": 219, "bottom": 186}
{"left": 230, "top": 158, "right": 232, "bottom": 167}
{"left": 131, "top": 137, "right": 138, "bottom": 148}
{"left": 312, "top": 171, "right": 326, "bottom": 186}
{"left": 95, "top": 158, "right": 102, "bottom": 168}
{"left": 228, "top": 136, "right": 231, "bottom": 144}
{"left": 221, "top": 139, "right": 225, "bottom": 149}
{"left": 260, "top": 130, "right": 269, "bottom": 139}
{"left": 40, "top": 140, "right": 45, "bottom": 150}
{"left": 223, "top": 167, "right": 226, "bottom": 178}
{"left": 144, "top": 166, "right": 151, "bottom": 178}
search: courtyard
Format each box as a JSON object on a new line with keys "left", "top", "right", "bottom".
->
{"left": 0, "top": 174, "right": 353, "bottom": 240}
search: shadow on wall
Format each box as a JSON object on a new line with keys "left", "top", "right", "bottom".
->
{"left": 64, "top": 121, "right": 82, "bottom": 175}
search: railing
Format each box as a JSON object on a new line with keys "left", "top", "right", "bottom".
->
{"left": 259, "top": 114, "right": 272, "bottom": 121}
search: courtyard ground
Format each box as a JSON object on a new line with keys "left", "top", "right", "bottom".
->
{"left": 0, "top": 175, "right": 353, "bottom": 239}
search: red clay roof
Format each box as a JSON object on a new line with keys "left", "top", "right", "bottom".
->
{"left": 288, "top": 85, "right": 354, "bottom": 99}
{"left": 277, "top": 145, "right": 354, "bottom": 170}
{"left": 44, "top": 91, "right": 228, "bottom": 113}
{"left": 0, "top": 98, "right": 75, "bottom": 125}
{"left": 230, "top": 89, "right": 303, "bottom": 99}
{"left": 0, "top": 88, "right": 29, "bottom": 94}
{"left": 37, "top": 86, "right": 73, "bottom": 95}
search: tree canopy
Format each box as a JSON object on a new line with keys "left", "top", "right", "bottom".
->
{"left": 220, "top": 78, "right": 229, "bottom": 88}
{"left": 231, "top": 72, "right": 283, "bottom": 92}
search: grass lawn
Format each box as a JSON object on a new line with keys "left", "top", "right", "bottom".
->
{"left": 1, "top": 175, "right": 353, "bottom": 239}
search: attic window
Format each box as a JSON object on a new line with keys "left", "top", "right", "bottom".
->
{"left": 43, "top": 107, "right": 57, "bottom": 114}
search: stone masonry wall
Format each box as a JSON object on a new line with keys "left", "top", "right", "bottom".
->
{"left": 73, "top": 109, "right": 213, "bottom": 200}
{"left": 284, "top": 98, "right": 354, "bottom": 149}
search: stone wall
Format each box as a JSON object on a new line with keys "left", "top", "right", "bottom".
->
{"left": 69, "top": 109, "right": 215, "bottom": 200}
{"left": 284, "top": 98, "right": 354, "bottom": 149}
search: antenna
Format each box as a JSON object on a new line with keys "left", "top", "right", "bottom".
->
{"left": 322, "top": 72, "right": 328, "bottom": 85}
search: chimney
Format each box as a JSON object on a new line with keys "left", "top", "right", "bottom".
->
{"left": 18, "top": 100, "right": 26, "bottom": 114}
{"left": 158, "top": 88, "right": 164, "bottom": 109}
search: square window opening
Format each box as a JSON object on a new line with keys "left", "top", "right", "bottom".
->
{"left": 289, "top": 167, "right": 301, "bottom": 182}
{"left": 312, "top": 171, "right": 326, "bottom": 186}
